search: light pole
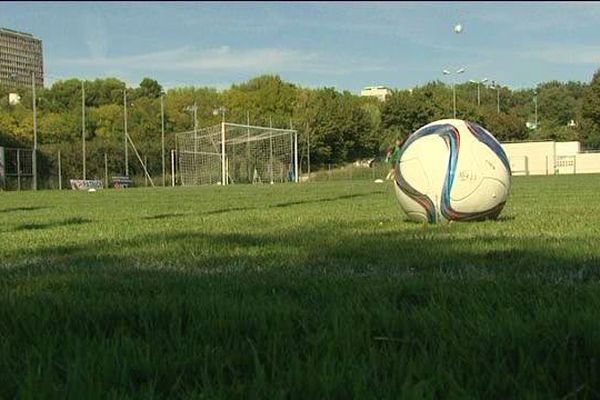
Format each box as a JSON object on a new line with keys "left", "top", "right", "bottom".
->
{"left": 82, "top": 81, "right": 86, "bottom": 180}
{"left": 469, "top": 78, "right": 488, "bottom": 107}
{"left": 185, "top": 102, "right": 198, "bottom": 153}
{"left": 185, "top": 102, "right": 198, "bottom": 134}
{"left": 31, "top": 72, "right": 38, "bottom": 190}
{"left": 443, "top": 67, "right": 466, "bottom": 118}
{"left": 213, "top": 106, "right": 226, "bottom": 123}
{"left": 10, "top": 71, "right": 37, "bottom": 189}
{"left": 185, "top": 103, "right": 199, "bottom": 184}
{"left": 213, "top": 106, "right": 227, "bottom": 185}
{"left": 123, "top": 88, "right": 129, "bottom": 176}
{"left": 490, "top": 81, "right": 501, "bottom": 113}
{"left": 160, "top": 91, "right": 165, "bottom": 186}
{"left": 533, "top": 90, "right": 538, "bottom": 128}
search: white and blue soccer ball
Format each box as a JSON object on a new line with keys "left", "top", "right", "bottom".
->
{"left": 393, "top": 119, "right": 511, "bottom": 223}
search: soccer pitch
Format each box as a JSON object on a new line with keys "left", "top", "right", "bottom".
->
{"left": 1, "top": 175, "right": 600, "bottom": 398}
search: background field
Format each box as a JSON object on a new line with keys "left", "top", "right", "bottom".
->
{"left": 1, "top": 175, "right": 600, "bottom": 399}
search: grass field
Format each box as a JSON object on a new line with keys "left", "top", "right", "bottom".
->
{"left": 1, "top": 175, "right": 600, "bottom": 399}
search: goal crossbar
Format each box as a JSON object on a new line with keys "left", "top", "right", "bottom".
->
{"left": 224, "top": 122, "right": 295, "bottom": 134}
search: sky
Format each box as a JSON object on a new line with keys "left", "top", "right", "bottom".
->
{"left": 1, "top": 1, "right": 600, "bottom": 92}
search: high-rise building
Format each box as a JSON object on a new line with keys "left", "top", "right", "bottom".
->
{"left": 0, "top": 27, "right": 44, "bottom": 88}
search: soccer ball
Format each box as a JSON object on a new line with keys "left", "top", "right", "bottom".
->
{"left": 454, "top": 23, "right": 463, "bottom": 33}
{"left": 393, "top": 119, "right": 511, "bottom": 223}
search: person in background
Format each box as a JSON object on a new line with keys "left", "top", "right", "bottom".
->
{"left": 386, "top": 139, "right": 403, "bottom": 180}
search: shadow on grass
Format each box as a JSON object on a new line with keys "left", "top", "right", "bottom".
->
{"left": 14, "top": 217, "right": 91, "bottom": 232}
{"left": 203, "top": 206, "right": 256, "bottom": 215}
{"left": 272, "top": 192, "right": 381, "bottom": 208}
{"left": 6, "top": 220, "right": 598, "bottom": 283}
{"left": 2, "top": 222, "right": 600, "bottom": 399}
{"left": 0, "top": 206, "right": 50, "bottom": 213}
{"left": 401, "top": 214, "right": 517, "bottom": 224}
{"left": 142, "top": 207, "right": 256, "bottom": 221}
{"left": 142, "top": 213, "right": 186, "bottom": 220}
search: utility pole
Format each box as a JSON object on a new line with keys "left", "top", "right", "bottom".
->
{"left": 247, "top": 110, "right": 251, "bottom": 182}
{"left": 533, "top": 90, "right": 538, "bottom": 129}
{"left": 82, "top": 81, "right": 86, "bottom": 180}
{"left": 490, "top": 81, "right": 501, "bottom": 114}
{"left": 193, "top": 102, "right": 198, "bottom": 160}
{"left": 269, "top": 116, "right": 273, "bottom": 184}
{"left": 193, "top": 101, "right": 198, "bottom": 134}
{"left": 469, "top": 78, "right": 488, "bottom": 107}
{"left": 306, "top": 121, "right": 310, "bottom": 181}
{"left": 161, "top": 91, "right": 165, "bottom": 186}
{"left": 497, "top": 84, "right": 500, "bottom": 114}
{"left": 123, "top": 88, "right": 129, "bottom": 176}
{"left": 31, "top": 72, "right": 37, "bottom": 190}
{"left": 443, "top": 68, "right": 465, "bottom": 119}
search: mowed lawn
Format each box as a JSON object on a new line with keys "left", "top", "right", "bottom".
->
{"left": 1, "top": 175, "right": 600, "bottom": 399}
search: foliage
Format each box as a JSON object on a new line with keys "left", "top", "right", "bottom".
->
{"left": 581, "top": 70, "right": 600, "bottom": 148}
{"left": 1, "top": 70, "right": 600, "bottom": 181}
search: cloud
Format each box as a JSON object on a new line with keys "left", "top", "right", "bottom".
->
{"left": 523, "top": 44, "right": 600, "bottom": 65}
{"left": 54, "top": 46, "right": 389, "bottom": 75}
{"left": 82, "top": 12, "right": 109, "bottom": 60}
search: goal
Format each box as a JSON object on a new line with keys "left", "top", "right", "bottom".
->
{"left": 508, "top": 155, "right": 529, "bottom": 176}
{"left": 176, "top": 122, "right": 298, "bottom": 186}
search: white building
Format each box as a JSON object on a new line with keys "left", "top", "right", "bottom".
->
{"left": 501, "top": 140, "right": 600, "bottom": 175}
{"left": 360, "top": 86, "right": 391, "bottom": 102}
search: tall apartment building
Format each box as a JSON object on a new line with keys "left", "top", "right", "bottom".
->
{"left": 0, "top": 27, "right": 44, "bottom": 88}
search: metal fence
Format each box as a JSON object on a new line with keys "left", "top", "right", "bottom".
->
{"left": 1, "top": 144, "right": 391, "bottom": 191}
{"left": 0, "top": 146, "right": 174, "bottom": 191}
{"left": 1, "top": 147, "right": 34, "bottom": 190}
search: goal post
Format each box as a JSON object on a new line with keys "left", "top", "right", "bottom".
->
{"left": 176, "top": 122, "right": 298, "bottom": 186}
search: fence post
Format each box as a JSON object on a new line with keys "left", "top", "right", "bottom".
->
{"left": 328, "top": 163, "right": 331, "bottom": 181}
{"left": 171, "top": 149, "right": 176, "bottom": 187}
{"left": 58, "top": 150, "right": 62, "bottom": 190}
{"left": 104, "top": 153, "right": 108, "bottom": 189}
{"left": 17, "top": 149, "right": 21, "bottom": 191}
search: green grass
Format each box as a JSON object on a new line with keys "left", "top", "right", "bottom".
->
{"left": 1, "top": 175, "right": 600, "bottom": 399}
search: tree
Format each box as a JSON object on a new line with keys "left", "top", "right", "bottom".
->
{"left": 581, "top": 69, "right": 600, "bottom": 149}
{"left": 89, "top": 104, "right": 123, "bottom": 141}
{"left": 480, "top": 110, "right": 528, "bottom": 142}
{"left": 224, "top": 75, "right": 297, "bottom": 126}
{"left": 38, "top": 112, "right": 79, "bottom": 143}
{"left": 135, "top": 78, "right": 163, "bottom": 100}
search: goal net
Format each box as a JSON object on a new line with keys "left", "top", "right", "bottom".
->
{"left": 176, "top": 123, "right": 298, "bottom": 186}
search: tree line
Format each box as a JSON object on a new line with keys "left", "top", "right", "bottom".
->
{"left": 1, "top": 70, "right": 600, "bottom": 182}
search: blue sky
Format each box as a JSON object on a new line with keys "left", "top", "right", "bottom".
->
{"left": 1, "top": 1, "right": 600, "bottom": 92}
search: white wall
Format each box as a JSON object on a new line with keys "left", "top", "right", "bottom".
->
{"left": 501, "top": 141, "right": 555, "bottom": 176}
{"left": 555, "top": 141, "right": 580, "bottom": 156}
{"left": 499, "top": 140, "right": 600, "bottom": 175}
{"left": 575, "top": 153, "right": 600, "bottom": 174}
